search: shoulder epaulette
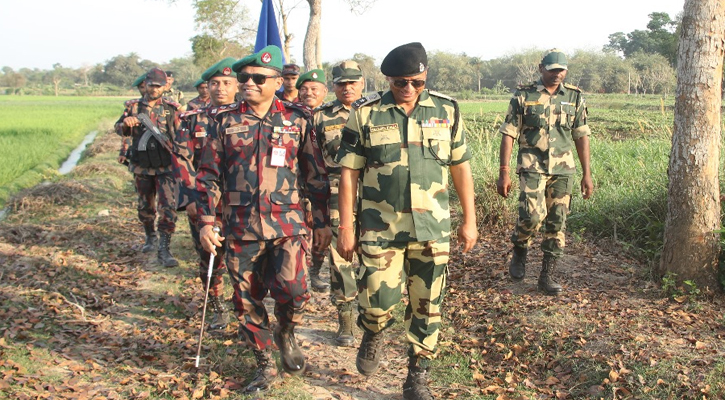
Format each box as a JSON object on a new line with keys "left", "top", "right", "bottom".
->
{"left": 162, "top": 97, "right": 182, "bottom": 109}
{"left": 315, "top": 101, "right": 335, "bottom": 112}
{"left": 283, "top": 101, "right": 313, "bottom": 118}
{"left": 563, "top": 83, "right": 583, "bottom": 92}
{"left": 351, "top": 92, "right": 382, "bottom": 110}
{"left": 179, "top": 107, "right": 206, "bottom": 120}
{"left": 427, "top": 90, "right": 457, "bottom": 103}
{"left": 124, "top": 98, "right": 140, "bottom": 107}
{"left": 207, "top": 102, "right": 238, "bottom": 118}
{"left": 516, "top": 83, "right": 536, "bottom": 91}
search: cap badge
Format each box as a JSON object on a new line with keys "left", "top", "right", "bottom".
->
{"left": 283, "top": 120, "right": 293, "bottom": 126}
{"left": 261, "top": 52, "right": 272, "bottom": 64}
{"left": 419, "top": 63, "right": 425, "bottom": 72}
{"left": 223, "top": 67, "right": 231, "bottom": 76}
{"left": 312, "top": 72, "right": 318, "bottom": 79}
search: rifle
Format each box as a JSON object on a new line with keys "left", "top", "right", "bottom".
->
{"left": 137, "top": 113, "right": 173, "bottom": 153}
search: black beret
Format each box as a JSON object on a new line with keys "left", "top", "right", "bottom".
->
{"left": 380, "top": 42, "right": 427, "bottom": 77}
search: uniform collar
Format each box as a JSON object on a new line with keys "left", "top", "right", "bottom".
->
{"left": 535, "top": 78, "right": 565, "bottom": 95}
{"left": 239, "top": 97, "right": 286, "bottom": 114}
{"left": 378, "top": 89, "right": 433, "bottom": 111}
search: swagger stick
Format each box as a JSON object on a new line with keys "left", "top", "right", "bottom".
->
{"left": 195, "top": 226, "right": 221, "bottom": 368}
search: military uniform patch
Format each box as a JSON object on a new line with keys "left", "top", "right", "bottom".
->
{"left": 225, "top": 124, "right": 249, "bottom": 135}
{"left": 369, "top": 123, "right": 398, "bottom": 133}
{"left": 324, "top": 123, "right": 345, "bottom": 132}
{"left": 352, "top": 92, "right": 382, "bottom": 110}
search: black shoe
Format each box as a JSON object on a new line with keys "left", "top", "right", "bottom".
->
{"left": 538, "top": 255, "right": 563, "bottom": 296}
{"left": 509, "top": 246, "right": 527, "bottom": 281}
{"left": 244, "top": 349, "right": 278, "bottom": 393}
{"left": 334, "top": 302, "right": 356, "bottom": 347}
{"left": 308, "top": 258, "right": 328, "bottom": 292}
{"left": 273, "top": 325, "right": 306, "bottom": 375}
{"left": 157, "top": 232, "right": 179, "bottom": 268}
{"left": 142, "top": 225, "right": 157, "bottom": 253}
{"left": 403, "top": 357, "right": 434, "bottom": 400}
{"left": 208, "top": 295, "right": 229, "bottom": 330}
{"left": 356, "top": 330, "right": 384, "bottom": 376}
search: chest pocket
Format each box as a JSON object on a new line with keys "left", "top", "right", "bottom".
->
{"left": 271, "top": 129, "right": 300, "bottom": 168}
{"left": 421, "top": 127, "right": 451, "bottom": 164}
{"left": 322, "top": 124, "right": 345, "bottom": 161}
{"left": 555, "top": 103, "right": 576, "bottom": 129}
{"left": 366, "top": 125, "right": 402, "bottom": 165}
{"left": 224, "top": 123, "right": 255, "bottom": 160}
{"left": 523, "top": 103, "right": 545, "bottom": 128}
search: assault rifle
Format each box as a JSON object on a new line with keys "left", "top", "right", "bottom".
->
{"left": 137, "top": 113, "right": 173, "bottom": 153}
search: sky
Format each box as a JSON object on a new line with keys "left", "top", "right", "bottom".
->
{"left": 0, "top": 0, "right": 686, "bottom": 71}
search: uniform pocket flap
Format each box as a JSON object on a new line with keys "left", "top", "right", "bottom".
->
{"left": 224, "top": 191, "right": 252, "bottom": 206}
{"left": 422, "top": 127, "right": 451, "bottom": 141}
{"left": 270, "top": 189, "right": 300, "bottom": 205}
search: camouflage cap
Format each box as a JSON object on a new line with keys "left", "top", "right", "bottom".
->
{"left": 541, "top": 49, "right": 568, "bottom": 70}
{"left": 232, "top": 45, "right": 284, "bottom": 74}
{"left": 131, "top": 73, "right": 146, "bottom": 88}
{"left": 145, "top": 68, "right": 167, "bottom": 86}
{"left": 332, "top": 60, "right": 363, "bottom": 84}
{"left": 295, "top": 69, "right": 326, "bottom": 90}
{"left": 201, "top": 57, "right": 237, "bottom": 81}
{"left": 282, "top": 63, "right": 301, "bottom": 76}
{"left": 193, "top": 78, "right": 206, "bottom": 88}
{"left": 381, "top": 42, "right": 427, "bottom": 77}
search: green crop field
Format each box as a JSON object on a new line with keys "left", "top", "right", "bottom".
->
{"left": 0, "top": 96, "right": 124, "bottom": 206}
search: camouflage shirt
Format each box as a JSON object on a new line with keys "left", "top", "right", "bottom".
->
{"left": 195, "top": 98, "right": 331, "bottom": 240}
{"left": 116, "top": 97, "right": 181, "bottom": 175}
{"left": 336, "top": 90, "right": 471, "bottom": 243}
{"left": 173, "top": 105, "right": 214, "bottom": 210}
{"left": 187, "top": 96, "right": 210, "bottom": 110}
{"left": 499, "top": 79, "right": 590, "bottom": 175}
{"left": 163, "top": 88, "right": 186, "bottom": 106}
{"left": 313, "top": 99, "right": 351, "bottom": 210}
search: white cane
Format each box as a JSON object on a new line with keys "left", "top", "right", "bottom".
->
{"left": 195, "top": 226, "right": 220, "bottom": 368}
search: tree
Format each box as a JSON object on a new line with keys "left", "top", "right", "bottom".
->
{"left": 660, "top": 0, "right": 724, "bottom": 291}
{"left": 190, "top": 0, "right": 254, "bottom": 66}
{"left": 426, "top": 52, "right": 474, "bottom": 93}
{"left": 604, "top": 12, "right": 680, "bottom": 66}
{"left": 100, "top": 53, "right": 153, "bottom": 87}
{"left": 1, "top": 67, "right": 26, "bottom": 95}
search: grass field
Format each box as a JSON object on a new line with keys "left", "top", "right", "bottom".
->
{"left": 0, "top": 96, "right": 124, "bottom": 207}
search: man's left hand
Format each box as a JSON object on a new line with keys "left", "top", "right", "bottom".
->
{"left": 581, "top": 175, "right": 594, "bottom": 200}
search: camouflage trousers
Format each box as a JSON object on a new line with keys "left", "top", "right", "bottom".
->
{"left": 133, "top": 173, "right": 177, "bottom": 233}
{"left": 187, "top": 211, "right": 226, "bottom": 297}
{"left": 311, "top": 208, "right": 359, "bottom": 305}
{"left": 358, "top": 239, "right": 450, "bottom": 360}
{"left": 512, "top": 172, "right": 573, "bottom": 258}
{"left": 225, "top": 236, "right": 310, "bottom": 351}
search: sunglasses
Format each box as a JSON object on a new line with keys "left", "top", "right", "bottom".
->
{"left": 392, "top": 79, "right": 426, "bottom": 89}
{"left": 237, "top": 72, "right": 280, "bottom": 85}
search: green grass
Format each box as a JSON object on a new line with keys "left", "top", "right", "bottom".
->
{"left": 0, "top": 96, "right": 124, "bottom": 206}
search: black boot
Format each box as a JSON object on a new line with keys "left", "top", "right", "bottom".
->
{"left": 403, "top": 356, "right": 434, "bottom": 400}
{"left": 273, "top": 325, "right": 306, "bottom": 375}
{"left": 509, "top": 245, "right": 527, "bottom": 281}
{"left": 157, "top": 232, "right": 179, "bottom": 268}
{"left": 538, "top": 255, "right": 563, "bottom": 296}
{"left": 308, "top": 257, "right": 328, "bottom": 292}
{"left": 208, "top": 295, "right": 229, "bottom": 330}
{"left": 142, "top": 224, "right": 157, "bottom": 253}
{"left": 356, "top": 330, "right": 384, "bottom": 376}
{"left": 244, "top": 349, "right": 278, "bottom": 393}
{"left": 334, "top": 302, "right": 356, "bottom": 347}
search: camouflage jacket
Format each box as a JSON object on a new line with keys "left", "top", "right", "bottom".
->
{"left": 173, "top": 105, "right": 216, "bottom": 210}
{"left": 116, "top": 97, "right": 181, "bottom": 175}
{"left": 336, "top": 89, "right": 471, "bottom": 243}
{"left": 498, "top": 79, "right": 590, "bottom": 175}
{"left": 163, "top": 88, "right": 186, "bottom": 106}
{"left": 187, "top": 96, "right": 210, "bottom": 111}
{"left": 195, "top": 98, "right": 331, "bottom": 240}
{"left": 313, "top": 99, "right": 352, "bottom": 211}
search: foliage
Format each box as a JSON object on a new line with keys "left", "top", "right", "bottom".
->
{"left": 604, "top": 12, "right": 680, "bottom": 66}
{"left": 190, "top": 0, "right": 254, "bottom": 68}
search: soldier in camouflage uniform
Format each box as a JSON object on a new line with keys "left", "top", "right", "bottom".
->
{"left": 163, "top": 71, "right": 186, "bottom": 108}
{"left": 172, "top": 58, "right": 239, "bottom": 331}
{"left": 336, "top": 43, "right": 478, "bottom": 400}
{"left": 497, "top": 49, "right": 593, "bottom": 296}
{"left": 117, "top": 68, "right": 181, "bottom": 267}
{"left": 117, "top": 74, "right": 147, "bottom": 166}
{"left": 279, "top": 63, "right": 301, "bottom": 102}
{"left": 187, "top": 78, "right": 210, "bottom": 110}
{"left": 312, "top": 61, "right": 365, "bottom": 347}
{"left": 196, "top": 45, "right": 331, "bottom": 394}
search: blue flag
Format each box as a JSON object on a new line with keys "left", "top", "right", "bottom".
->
{"left": 255, "top": 0, "right": 286, "bottom": 64}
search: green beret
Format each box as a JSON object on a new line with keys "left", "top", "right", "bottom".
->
{"left": 541, "top": 48, "right": 568, "bottom": 70}
{"left": 381, "top": 42, "right": 428, "bottom": 77}
{"left": 193, "top": 78, "right": 206, "bottom": 88}
{"left": 201, "top": 57, "right": 237, "bottom": 81}
{"left": 295, "top": 69, "right": 326, "bottom": 90}
{"left": 232, "top": 45, "right": 283, "bottom": 74}
{"left": 131, "top": 73, "right": 146, "bottom": 88}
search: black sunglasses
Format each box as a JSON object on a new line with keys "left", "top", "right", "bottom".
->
{"left": 392, "top": 79, "right": 426, "bottom": 89}
{"left": 237, "top": 72, "right": 280, "bottom": 85}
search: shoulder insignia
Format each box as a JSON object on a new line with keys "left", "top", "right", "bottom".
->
{"left": 563, "top": 83, "right": 583, "bottom": 92}
{"left": 162, "top": 97, "right": 181, "bottom": 109}
{"left": 427, "top": 90, "right": 457, "bottom": 104}
{"left": 283, "top": 101, "right": 313, "bottom": 118}
{"left": 315, "top": 101, "right": 335, "bottom": 112}
{"left": 179, "top": 107, "right": 206, "bottom": 120}
{"left": 124, "top": 98, "right": 140, "bottom": 107}
{"left": 207, "top": 102, "right": 237, "bottom": 117}
{"left": 351, "top": 92, "right": 382, "bottom": 110}
{"left": 516, "top": 83, "right": 536, "bottom": 91}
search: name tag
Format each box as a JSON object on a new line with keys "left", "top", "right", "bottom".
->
{"left": 324, "top": 123, "right": 345, "bottom": 132}
{"left": 270, "top": 146, "right": 286, "bottom": 167}
{"left": 194, "top": 130, "right": 207, "bottom": 138}
{"left": 369, "top": 123, "right": 398, "bottom": 134}
{"left": 225, "top": 125, "right": 249, "bottom": 135}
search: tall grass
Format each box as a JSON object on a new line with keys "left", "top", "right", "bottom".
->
{"left": 0, "top": 96, "right": 124, "bottom": 206}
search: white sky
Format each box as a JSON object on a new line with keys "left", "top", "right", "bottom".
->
{"left": 0, "top": 0, "right": 686, "bottom": 71}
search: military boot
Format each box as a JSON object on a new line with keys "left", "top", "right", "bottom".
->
{"left": 403, "top": 356, "right": 434, "bottom": 400}
{"left": 208, "top": 295, "right": 230, "bottom": 330}
{"left": 157, "top": 232, "right": 179, "bottom": 268}
{"left": 273, "top": 325, "right": 306, "bottom": 375}
{"left": 244, "top": 349, "right": 278, "bottom": 393}
{"left": 538, "top": 255, "right": 563, "bottom": 296}
{"left": 142, "top": 224, "right": 158, "bottom": 253}
{"left": 334, "top": 302, "right": 356, "bottom": 347}
{"left": 356, "top": 330, "right": 384, "bottom": 376}
{"left": 308, "top": 257, "right": 328, "bottom": 292}
{"left": 509, "top": 245, "right": 527, "bottom": 281}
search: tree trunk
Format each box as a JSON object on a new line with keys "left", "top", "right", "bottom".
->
{"left": 53, "top": 78, "right": 61, "bottom": 97}
{"left": 277, "top": 0, "right": 293, "bottom": 62}
{"left": 660, "top": 0, "right": 725, "bottom": 292}
{"left": 303, "top": 0, "right": 321, "bottom": 70}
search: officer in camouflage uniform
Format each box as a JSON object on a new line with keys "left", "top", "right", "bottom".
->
{"left": 117, "top": 68, "right": 181, "bottom": 267}
{"left": 196, "top": 45, "right": 331, "bottom": 394}
{"left": 187, "top": 78, "right": 210, "bottom": 110}
{"left": 497, "top": 49, "right": 593, "bottom": 296}
{"left": 163, "top": 71, "right": 186, "bottom": 108}
{"left": 172, "top": 58, "right": 239, "bottom": 331}
{"left": 117, "top": 74, "right": 147, "bottom": 166}
{"left": 336, "top": 43, "right": 478, "bottom": 400}
{"left": 312, "top": 60, "right": 365, "bottom": 347}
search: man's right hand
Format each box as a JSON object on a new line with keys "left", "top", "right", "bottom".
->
{"left": 497, "top": 172, "right": 512, "bottom": 198}
{"left": 336, "top": 228, "right": 357, "bottom": 262}
{"left": 200, "top": 225, "right": 224, "bottom": 255}
{"left": 123, "top": 116, "right": 140, "bottom": 128}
